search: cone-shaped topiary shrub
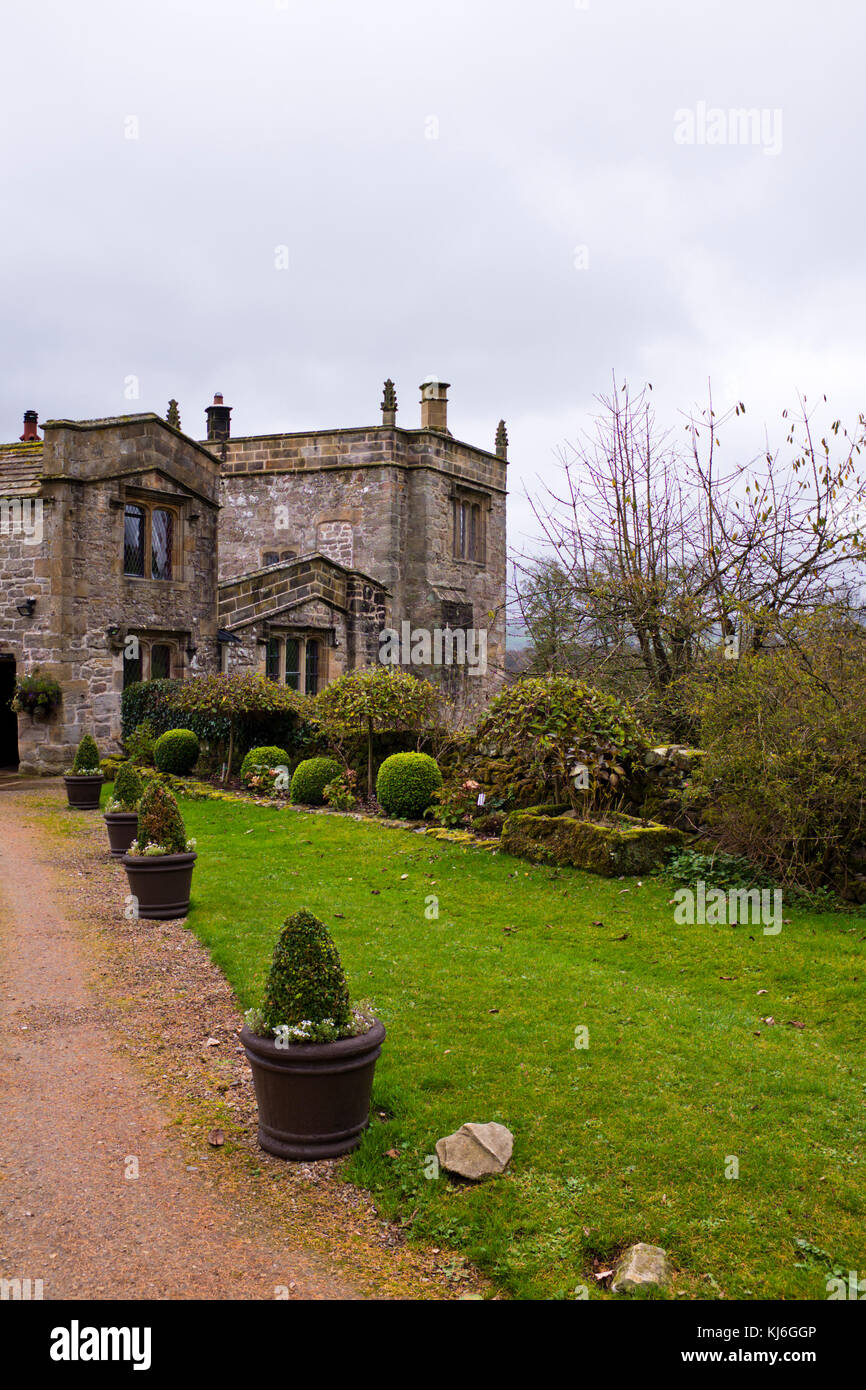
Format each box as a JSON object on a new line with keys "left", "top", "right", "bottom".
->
{"left": 261, "top": 909, "right": 351, "bottom": 1032}
{"left": 376, "top": 751, "right": 442, "bottom": 818}
{"left": 112, "top": 762, "right": 143, "bottom": 810}
{"left": 290, "top": 756, "right": 343, "bottom": 806}
{"left": 240, "top": 745, "right": 290, "bottom": 786}
{"left": 134, "top": 780, "right": 188, "bottom": 854}
{"left": 153, "top": 728, "right": 200, "bottom": 775}
{"left": 71, "top": 733, "right": 101, "bottom": 774}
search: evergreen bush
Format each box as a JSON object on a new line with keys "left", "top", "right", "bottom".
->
{"left": 290, "top": 757, "right": 343, "bottom": 806}
{"left": 71, "top": 733, "right": 100, "bottom": 774}
{"left": 111, "top": 762, "right": 143, "bottom": 811}
{"left": 376, "top": 751, "right": 442, "bottom": 818}
{"left": 133, "top": 781, "right": 189, "bottom": 855}
{"left": 260, "top": 909, "right": 351, "bottom": 1032}
{"left": 153, "top": 728, "right": 200, "bottom": 775}
{"left": 240, "top": 745, "right": 290, "bottom": 786}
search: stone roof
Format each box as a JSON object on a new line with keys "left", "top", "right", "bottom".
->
{"left": 0, "top": 444, "right": 43, "bottom": 496}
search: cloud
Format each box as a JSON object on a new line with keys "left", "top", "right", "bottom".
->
{"left": 1, "top": 0, "right": 864, "bottom": 552}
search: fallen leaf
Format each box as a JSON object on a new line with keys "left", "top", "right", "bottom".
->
{"left": 591, "top": 920, "right": 605, "bottom": 927}
{"left": 207, "top": 1129, "right": 225, "bottom": 1147}
{"left": 786, "top": 1020, "right": 806, "bottom": 1029}
{"left": 611, "top": 932, "right": 629, "bottom": 941}
{"left": 720, "top": 976, "right": 734, "bottom": 981}
{"left": 593, "top": 1269, "right": 614, "bottom": 1280}
{"left": 385, "top": 1148, "right": 400, "bottom": 1159}
{"left": 757, "top": 989, "right": 769, "bottom": 996}
{"left": 760, "top": 1016, "right": 776, "bottom": 1025}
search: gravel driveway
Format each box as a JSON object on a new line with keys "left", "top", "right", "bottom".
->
{"left": 0, "top": 784, "right": 483, "bottom": 1301}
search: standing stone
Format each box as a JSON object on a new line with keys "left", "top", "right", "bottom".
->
{"left": 435, "top": 1121, "right": 513, "bottom": 1179}
{"left": 611, "top": 1243, "right": 672, "bottom": 1293}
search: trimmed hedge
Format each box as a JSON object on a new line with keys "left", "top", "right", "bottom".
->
{"left": 153, "top": 728, "right": 200, "bottom": 776}
{"left": 121, "top": 680, "right": 183, "bottom": 739}
{"left": 241, "top": 745, "right": 290, "bottom": 786}
{"left": 290, "top": 757, "right": 343, "bottom": 806}
{"left": 376, "top": 751, "right": 442, "bottom": 819}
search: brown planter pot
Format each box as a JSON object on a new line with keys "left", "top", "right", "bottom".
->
{"left": 64, "top": 774, "right": 104, "bottom": 810}
{"left": 104, "top": 811, "right": 139, "bottom": 859}
{"left": 240, "top": 1020, "right": 386, "bottom": 1160}
{"left": 120, "top": 850, "right": 197, "bottom": 920}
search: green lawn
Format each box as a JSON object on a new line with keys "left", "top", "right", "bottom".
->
{"left": 175, "top": 794, "right": 865, "bottom": 1300}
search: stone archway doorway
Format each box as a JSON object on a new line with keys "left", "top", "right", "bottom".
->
{"left": 0, "top": 656, "right": 20, "bottom": 770}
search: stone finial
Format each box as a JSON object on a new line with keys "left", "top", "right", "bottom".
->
{"left": 495, "top": 419, "right": 508, "bottom": 460}
{"left": 166, "top": 399, "right": 181, "bottom": 430}
{"left": 381, "top": 378, "right": 398, "bottom": 427}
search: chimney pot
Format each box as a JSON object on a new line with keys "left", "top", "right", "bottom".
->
{"left": 206, "top": 393, "right": 232, "bottom": 442}
{"left": 20, "top": 410, "right": 39, "bottom": 442}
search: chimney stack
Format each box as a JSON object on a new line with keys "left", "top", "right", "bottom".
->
{"left": 20, "top": 410, "right": 39, "bottom": 442}
{"left": 205, "top": 392, "right": 232, "bottom": 442}
{"left": 419, "top": 377, "right": 450, "bottom": 433}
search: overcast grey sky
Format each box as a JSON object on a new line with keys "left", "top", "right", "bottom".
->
{"left": 2, "top": 0, "right": 864, "bottom": 551}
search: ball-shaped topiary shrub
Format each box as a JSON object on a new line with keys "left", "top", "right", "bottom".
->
{"left": 72, "top": 733, "right": 101, "bottom": 774}
{"left": 112, "top": 761, "right": 143, "bottom": 810}
{"left": 240, "top": 745, "right": 290, "bottom": 787}
{"left": 134, "top": 780, "right": 189, "bottom": 854}
{"left": 376, "top": 751, "right": 442, "bottom": 819}
{"left": 261, "top": 909, "right": 351, "bottom": 1032}
{"left": 153, "top": 728, "right": 200, "bottom": 776}
{"left": 290, "top": 756, "right": 343, "bottom": 806}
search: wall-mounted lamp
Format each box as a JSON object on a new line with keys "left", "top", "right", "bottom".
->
{"left": 16, "top": 598, "right": 36, "bottom": 618}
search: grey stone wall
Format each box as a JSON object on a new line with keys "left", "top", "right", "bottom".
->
{"left": 1, "top": 417, "right": 221, "bottom": 772}
{"left": 213, "top": 424, "right": 506, "bottom": 704}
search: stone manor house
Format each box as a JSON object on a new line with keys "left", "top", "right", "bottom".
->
{"left": 0, "top": 380, "right": 508, "bottom": 774}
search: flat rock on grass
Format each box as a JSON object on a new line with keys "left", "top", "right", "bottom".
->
{"left": 611, "top": 1243, "right": 672, "bottom": 1294}
{"left": 436, "top": 1122, "right": 513, "bottom": 1179}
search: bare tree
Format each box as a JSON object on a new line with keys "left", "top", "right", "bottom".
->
{"left": 517, "top": 375, "right": 866, "bottom": 730}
